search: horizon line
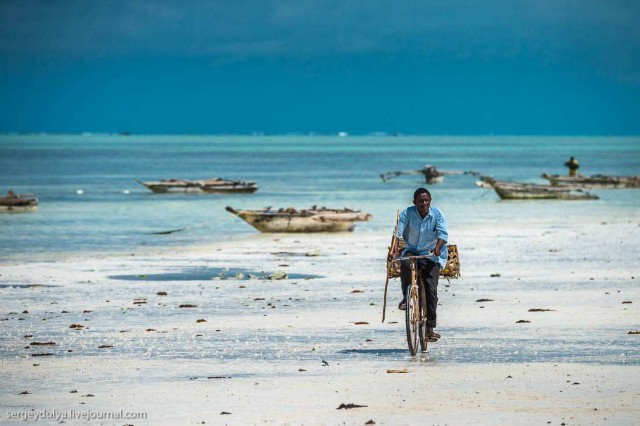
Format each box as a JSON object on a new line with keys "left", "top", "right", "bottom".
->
{"left": 1, "top": 131, "right": 638, "bottom": 138}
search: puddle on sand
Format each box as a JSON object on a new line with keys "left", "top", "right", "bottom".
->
{"left": 109, "top": 267, "right": 321, "bottom": 281}
{"left": 0, "top": 284, "right": 58, "bottom": 289}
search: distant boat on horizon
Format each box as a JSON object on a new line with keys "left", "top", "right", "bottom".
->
{"left": 481, "top": 178, "right": 598, "bottom": 200}
{"left": 0, "top": 190, "right": 38, "bottom": 212}
{"left": 541, "top": 173, "right": 640, "bottom": 189}
{"left": 137, "top": 177, "right": 257, "bottom": 194}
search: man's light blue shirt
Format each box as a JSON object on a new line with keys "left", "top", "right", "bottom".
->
{"left": 396, "top": 205, "right": 448, "bottom": 268}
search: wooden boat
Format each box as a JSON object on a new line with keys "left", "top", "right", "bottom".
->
{"left": 483, "top": 178, "right": 598, "bottom": 200}
{"left": 380, "top": 164, "right": 480, "bottom": 184}
{"left": 226, "top": 206, "right": 372, "bottom": 233}
{"left": 541, "top": 173, "right": 640, "bottom": 189}
{"left": 0, "top": 190, "right": 38, "bottom": 212}
{"left": 137, "top": 177, "right": 257, "bottom": 194}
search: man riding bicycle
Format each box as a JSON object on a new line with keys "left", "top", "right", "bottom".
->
{"left": 389, "top": 187, "right": 448, "bottom": 342}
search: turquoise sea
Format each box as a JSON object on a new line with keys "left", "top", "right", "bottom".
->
{"left": 1, "top": 135, "right": 639, "bottom": 258}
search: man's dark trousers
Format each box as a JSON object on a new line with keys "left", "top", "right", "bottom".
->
{"left": 400, "top": 251, "right": 440, "bottom": 328}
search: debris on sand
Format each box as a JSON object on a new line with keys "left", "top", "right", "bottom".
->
{"left": 628, "top": 330, "right": 640, "bottom": 335}
{"left": 387, "top": 369, "right": 409, "bottom": 374}
{"left": 490, "top": 273, "right": 501, "bottom": 277}
{"left": 476, "top": 298, "right": 494, "bottom": 302}
{"left": 516, "top": 320, "right": 531, "bottom": 323}
{"left": 269, "top": 271, "right": 288, "bottom": 280}
{"left": 31, "top": 353, "right": 53, "bottom": 357}
{"left": 305, "top": 250, "right": 320, "bottom": 257}
{"left": 351, "top": 289, "right": 364, "bottom": 293}
{"left": 365, "top": 420, "right": 376, "bottom": 425}
{"left": 69, "top": 324, "right": 85, "bottom": 329}
{"left": 354, "top": 321, "right": 369, "bottom": 325}
{"left": 179, "top": 304, "right": 198, "bottom": 308}
{"left": 196, "top": 319, "right": 207, "bottom": 323}
{"left": 622, "top": 301, "right": 632, "bottom": 304}
{"left": 157, "top": 291, "right": 168, "bottom": 296}
{"left": 151, "top": 228, "right": 184, "bottom": 235}
{"left": 18, "top": 391, "right": 30, "bottom": 395}
{"left": 97, "top": 345, "right": 113, "bottom": 349}
{"left": 337, "top": 403, "right": 367, "bottom": 409}
{"left": 30, "top": 341, "right": 55, "bottom": 346}
{"left": 528, "top": 308, "right": 555, "bottom": 312}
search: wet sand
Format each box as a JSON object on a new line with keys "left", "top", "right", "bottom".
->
{"left": 1, "top": 220, "right": 639, "bottom": 424}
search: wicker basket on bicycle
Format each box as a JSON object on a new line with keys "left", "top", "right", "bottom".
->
{"left": 387, "top": 237, "right": 460, "bottom": 279}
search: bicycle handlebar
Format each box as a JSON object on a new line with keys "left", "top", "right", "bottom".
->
{"left": 390, "top": 253, "right": 436, "bottom": 263}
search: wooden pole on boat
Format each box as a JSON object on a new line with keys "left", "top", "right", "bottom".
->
{"left": 382, "top": 209, "right": 400, "bottom": 323}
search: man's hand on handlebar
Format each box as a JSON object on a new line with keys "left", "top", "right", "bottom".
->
{"left": 387, "top": 246, "right": 397, "bottom": 262}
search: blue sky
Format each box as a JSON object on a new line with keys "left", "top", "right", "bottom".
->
{"left": 1, "top": 0, "right": 639, "bottom": 135}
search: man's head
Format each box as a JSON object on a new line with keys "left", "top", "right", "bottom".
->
{"left": 413, "top": 187, "right": 432, "bottom": 216}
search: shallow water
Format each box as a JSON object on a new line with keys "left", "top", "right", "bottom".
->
{"left": 1, "top": 134, "right": 639, "bottom": 257}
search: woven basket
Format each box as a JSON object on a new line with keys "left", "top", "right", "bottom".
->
{"left": 387, "top": 237, "right": 460, "bottom": 279}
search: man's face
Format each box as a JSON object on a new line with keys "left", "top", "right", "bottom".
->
{"left": 413, "top": 193, "right": 431, "bottom": 216}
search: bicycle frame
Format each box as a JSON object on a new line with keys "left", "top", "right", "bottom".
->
{"left": 391, "top": 254, "right": 435, "bottom": 355}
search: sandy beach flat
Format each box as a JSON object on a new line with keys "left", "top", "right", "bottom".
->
{"left": 1, "top": 219, "right": 639, "bottom": 424}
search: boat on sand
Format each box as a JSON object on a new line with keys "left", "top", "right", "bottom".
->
{"left": 137, "top": 177, "right": 257, "bottom": 194}
{"left": 225, "top": 206, "right": 372, "bottom": 233}
{"left": 0, "top": 191, "right": 38, "bottom": 212}
{"left": 482, "top": 178, "right": 598, "bottom": 200}
{"left": 541, "top": 173, "right": 640, "bottom": 189}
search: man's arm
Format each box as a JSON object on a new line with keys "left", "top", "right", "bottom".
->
{"left": 433, "top": 210, "right": 448, "bottom": 257}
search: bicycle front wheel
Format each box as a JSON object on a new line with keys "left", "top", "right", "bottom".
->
{"left": 418, "top": 284, "right": 428, "bottom": 352}
{"left": 405, "top": 286, "right": 419, "bottom": 356}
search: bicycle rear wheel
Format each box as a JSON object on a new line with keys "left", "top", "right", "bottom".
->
{"left": 405, "top": 286, "right": 419, "bottom": 356}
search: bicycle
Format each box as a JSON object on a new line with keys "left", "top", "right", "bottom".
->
{"left": 390, "top": 253, "right": 435, "bottom": 356}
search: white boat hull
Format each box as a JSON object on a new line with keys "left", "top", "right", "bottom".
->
{"left": 226, "top": 207, "right": 372, "bottom": 233}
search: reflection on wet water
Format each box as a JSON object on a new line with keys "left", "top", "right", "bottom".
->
{"left": 110, "top": 267, "right": 321, "bottom": 281}
{"left": 0, "top": 284, "right": 58, "bottom": 289}
{"left": 2, "top": 314, "right": 636, "bottom": 366}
